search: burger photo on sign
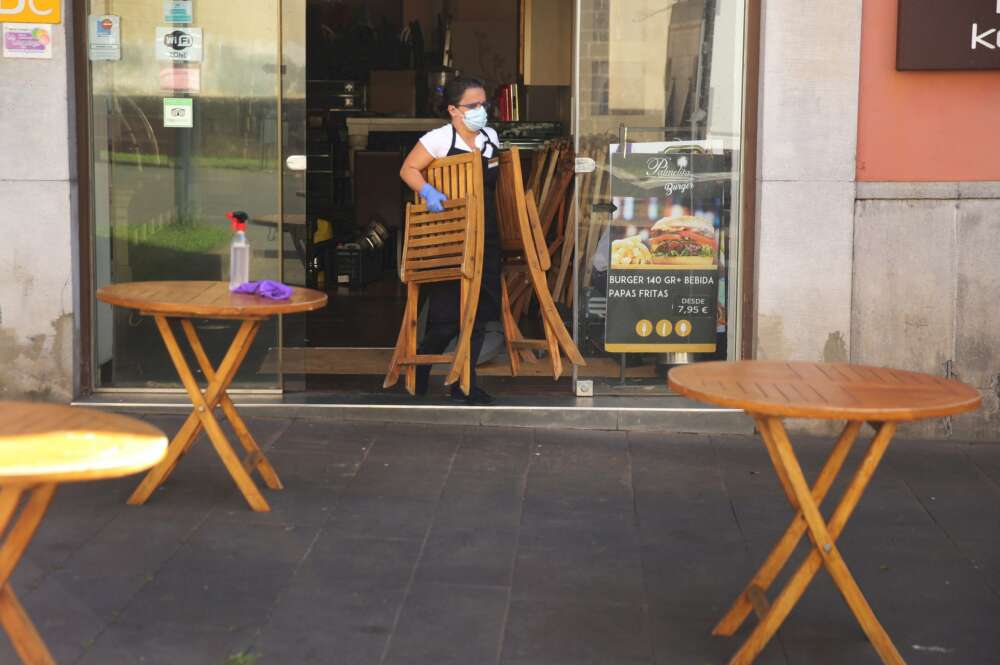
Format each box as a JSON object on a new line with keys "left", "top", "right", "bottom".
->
{"left": 647, "top": 215, "right": 717, "bottom": 266}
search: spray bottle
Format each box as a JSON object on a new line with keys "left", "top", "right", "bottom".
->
{"left": 227, "top": 211, "right": 250, "bottom": 290}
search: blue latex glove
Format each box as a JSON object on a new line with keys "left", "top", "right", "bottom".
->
{"left": 419, "top": 183, "right": 447, "bottom": 213}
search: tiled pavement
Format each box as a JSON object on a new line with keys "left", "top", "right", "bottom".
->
{"left": 2, "top": 416, "right": 999, "bottom": 665}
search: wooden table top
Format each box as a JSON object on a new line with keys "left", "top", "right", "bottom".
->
{"left": 251, "top": 213, "right": 307, "bottom": 227}
{"left": 669, "top": 361, "right": 982, "bottom": 421}
{"left": 97, "top": 281, "right": 328, "bottom": 319}
{"left": 0, "top": 403, "right": 167, "bottom": 484}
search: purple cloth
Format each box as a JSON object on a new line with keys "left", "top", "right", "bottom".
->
{"left": 231, "top": 280, "right": 294, "bottom": 300}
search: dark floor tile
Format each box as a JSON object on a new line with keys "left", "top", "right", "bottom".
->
{"left": 77, "top": 620, "right": 259, "bottom": 665}
{"left": 0, "top": 574, "right": 107, "bottom": 665}
{"left": 513, "top": 518, "right": 644, "bottom": 605}
{"left": 346, "top": 460, "right": 450, "bottom": 500}
{"left": 642, "top": 539, "right": 756, "bottom": 620}
{"left": 122, "top": 522, "right": 316, "bottom": 629}
{"left": 365, "top": 423, "right": 462, "bottom": 467}
{"left": 435, "top": 472, "right": 526, "bottom": 530}
{"left": 119, "top": 465, "right": 237, "bottom": 516}
{"left": 896, "top": 466, "right": 1000, "bottom": 547}
{"left": 416, "top": 526, "right": 518, "bottom": 587}
{"left": 501, "top": 599, "right": 652, "bottom": 665}
{"left": 647, "top": 605, "right": 788, "bottom": 665}
{"left": 254, "top": 586, "right": 403, "bottom": 665}
{"left": 778, "top": 637, "right": 889, "bottom": 665}
{"left": 629, "top": 431, "right": 720, "bottom": 471}
{"left": 451, "top": 426, "right": 534, "bottom": 476}
{"left": 276, "top": 418, "right": 382, "bottom": 451}
{"left": 327, "top": 494, "right": 439, "bottom": 540}
{"left": 530, "top": 428, "right": 629, "bottom": 476}
{"left": 522, "top": 471, "right": 633, "bottom": 520}
{"left": 44, "top": 511, "right": 202, "bottom": 621}
{"left": 25, "top": 485, "right": 129, "bottom": 571}
{"left": 207, "top": 482, "right": 342, "bottom": 527}
{"left": 263, "top": 448, "right": 365, "bottom": 487}
{"left": 296, "top": 533, "right": 422, "bottom": 590}
{"left": 383, "top": 583, "right": 509, "bottom": 665}
{"left": 967, "top": 443, "right": 1000, "bottom": 489}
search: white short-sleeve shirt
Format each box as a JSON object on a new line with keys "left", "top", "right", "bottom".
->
{"left": 419, "top": 124, "right": 500, "bottom": 160}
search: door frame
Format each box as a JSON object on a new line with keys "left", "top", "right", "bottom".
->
{"left": 73, "top": 0, "right": 761, "bottom": 396}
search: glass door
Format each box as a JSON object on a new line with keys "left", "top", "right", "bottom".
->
{"left": 87, "top": 0, "right": 307, "bottom": 391}
{"left": 572, "top": 0, "right": 747, "bottom": 395}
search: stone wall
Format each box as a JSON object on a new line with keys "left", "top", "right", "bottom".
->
{"left": 853, "top": 183, "right": 1000, "bottom": 440}
{"left": 0, "top": 6, "right": 78, "bottom": 401}
{"left": 754, "top": 0, "right": 862, "bottom": 367}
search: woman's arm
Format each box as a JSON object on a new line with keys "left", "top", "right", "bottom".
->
{"left": 400, "top": 141, "right": 435, "bottom": 194}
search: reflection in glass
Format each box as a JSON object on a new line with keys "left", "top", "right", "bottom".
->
{"left": 573, "top": 0, "right": 746, "bottom": 394}
{"left": 89, "top": 1, "right": 283, "bottom": 389}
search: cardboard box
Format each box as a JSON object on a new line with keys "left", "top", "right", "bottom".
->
{"left": 368, "top": 70, "right": 417, "bottom": 116}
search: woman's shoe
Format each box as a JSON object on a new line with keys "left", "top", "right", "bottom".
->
{"left": 449, "top": 384, "right": 494, "bottom": 406}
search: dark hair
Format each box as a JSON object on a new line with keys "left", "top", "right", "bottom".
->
{"left": 442, "top": 76, "right": 486, "bottom": 115}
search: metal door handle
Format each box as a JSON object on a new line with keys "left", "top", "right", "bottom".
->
{"left": 285, "top": 155, "right": 307, "bottom": 171}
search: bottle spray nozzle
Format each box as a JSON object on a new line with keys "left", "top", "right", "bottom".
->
{"left": 227, "top": 210, "right": 248, "bottom": 231}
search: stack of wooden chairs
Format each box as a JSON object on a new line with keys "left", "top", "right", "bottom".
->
{"left": 495, "top": 147, "right": 585, "bottom": 378}
{"left": 383, "top": 151, "right": 485, "bottom": 396}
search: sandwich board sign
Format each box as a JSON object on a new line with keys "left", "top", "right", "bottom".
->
{"left": 604, "top": 146, "right": 729, "bottom": 354}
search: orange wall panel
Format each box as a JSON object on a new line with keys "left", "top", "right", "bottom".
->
{"left": 857, "top": 0, "right": 1000, "bottom": 181}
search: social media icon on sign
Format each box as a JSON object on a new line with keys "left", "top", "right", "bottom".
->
{"left": 635, "top": 320, "right": 653, "bottom": 338}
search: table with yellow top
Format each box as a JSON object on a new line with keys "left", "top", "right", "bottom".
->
{"left": 0, "top": 403, "right": 166, "bottom": 665}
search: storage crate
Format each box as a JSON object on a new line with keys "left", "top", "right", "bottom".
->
{"left": 332, "top": 244, "right": 382, "bottom": 288}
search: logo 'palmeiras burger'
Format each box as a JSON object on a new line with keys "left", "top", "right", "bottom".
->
{"left": 163, "top": 30, "right": 194, "bottom": 52}
{"left": 648, "top": 215, "right": 717, "bottom": 266}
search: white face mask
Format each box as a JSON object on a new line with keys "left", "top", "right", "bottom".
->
{"left": 462, "top": 105, "right": 488, "bottom": 132}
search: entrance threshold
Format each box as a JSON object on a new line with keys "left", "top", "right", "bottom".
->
{"left": 73, "top": 393, "right": 751, "bottom": 434}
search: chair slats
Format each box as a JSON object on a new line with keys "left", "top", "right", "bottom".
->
{"left": 495, "top": 147, "right": 586, "bottom": 378}
{"left": 386, "top": 150, "right": 485, "bottom": 396}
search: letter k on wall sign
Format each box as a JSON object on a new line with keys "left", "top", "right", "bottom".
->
{"left": 0, "top": 0, "right": 61, "bottom": 24}
{"left": 898, "top": 0, "right": 1000, "bottom": 69}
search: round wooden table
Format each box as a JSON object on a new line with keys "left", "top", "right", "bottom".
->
{"left": 0, "top": 403, "right": 166, "bottom": 665}
{"left": 669, "top": 361, "right": 981, "bottom": 665}
{"left": 97, "top": 281, "right": 328, "bottom": 512}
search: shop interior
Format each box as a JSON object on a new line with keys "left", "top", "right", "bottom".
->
{"left": 87, "top": 0, "right": 737, "bottom": 396}
{"left": 287, "top": 0, "right": 730, "bottom": 397}
{"left": 292, "top": 0, "right": 577, "bottom": 395}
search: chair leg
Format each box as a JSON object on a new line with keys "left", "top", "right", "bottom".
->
{"left": 500, "top": 274, "right": 521, "bottom": 377}
{"left": 542, "top": 316, "right": 562, "bottom": 380}
{"left": 383, "top": 315, "right": 408, "bottom": 389}
{"left": 447, "top": 196, "right": 485, "bottom": 388}
{"left": 526, "top": 256, "right": 585, "bottom": 366}
{"left": 404, "top": 282, "right": 419, "bottom": 395}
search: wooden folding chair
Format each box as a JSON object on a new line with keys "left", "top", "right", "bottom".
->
{"left": 495, "top": 147, "right": 585, "bottom": 378}
{"left": 384, "top": 151, "right": 485, "bottom": 395}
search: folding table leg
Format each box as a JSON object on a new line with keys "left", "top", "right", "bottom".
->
{"left": 0, "top": 485, "right": 57, "bottom": 665}
{"left": 180, "top": 320, "right": 283, "bottom": 490}
{"left": 714, "top": 420, "right": 863, "bottom": 636}
{"left": 726, "top": 418, "right": 904, "bottom": 665}
{"left": 129, "top": 316, "right": 270, "bottom": 511}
